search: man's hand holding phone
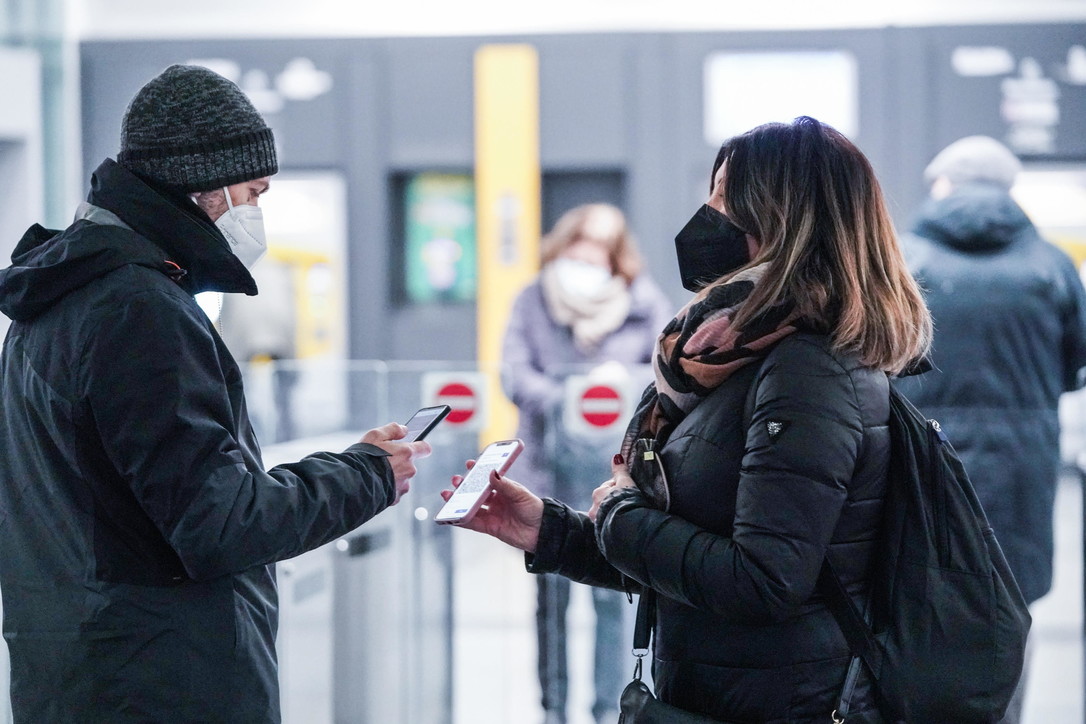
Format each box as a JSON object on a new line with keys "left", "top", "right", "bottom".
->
{"left": 360, "top": 422, "right": 432, "bottom": 504}
{"left": 403, "top": 405, "right": 451, "bottom": 442}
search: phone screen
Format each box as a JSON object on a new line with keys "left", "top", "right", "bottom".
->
{"left": 404, "top": 405, "right": 451, "bottom": 442}
{"left": 435, "top": 439, "right": 524, "bottom": 524}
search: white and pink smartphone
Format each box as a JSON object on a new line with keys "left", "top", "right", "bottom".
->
{"left": 435, "top": 439, "right": 525, "bottom": 525}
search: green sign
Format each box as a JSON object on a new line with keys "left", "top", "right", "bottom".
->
{"left": 404, "top": 173, "right": 476, "bottom": 304}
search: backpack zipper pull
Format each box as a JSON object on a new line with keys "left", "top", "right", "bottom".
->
{"left": 930, "top": 419, "right": 948, "bottom": 443}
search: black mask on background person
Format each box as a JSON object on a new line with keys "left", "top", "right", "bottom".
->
{"left": 674, "top": 204, "right": 751, "bottom": 292}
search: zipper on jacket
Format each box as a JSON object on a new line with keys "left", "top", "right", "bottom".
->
{"left": 929, "top": 419, "right": 949, "bottom": 565}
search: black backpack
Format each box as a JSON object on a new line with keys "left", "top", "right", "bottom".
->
{"left": 818, "top": 384, "right": 1032, "bottom": 722}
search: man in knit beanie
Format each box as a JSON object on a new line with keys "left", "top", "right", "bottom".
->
{"left": 897, "top": 136, "right": 1086, "bottom": 724}
{"left": 0, "top": 65, "right": 430, "bottom": 722}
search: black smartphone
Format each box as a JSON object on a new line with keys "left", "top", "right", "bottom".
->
{"left": 403, "top": 405, "right": 452, "bottom": 442}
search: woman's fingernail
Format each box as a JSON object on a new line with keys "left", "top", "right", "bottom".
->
{"left": 613, "top": 454, "right": 624, "bottom": 465}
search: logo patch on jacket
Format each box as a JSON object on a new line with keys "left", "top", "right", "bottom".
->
{"left": 766, "top": 420, "right": 789, "bottom": 438}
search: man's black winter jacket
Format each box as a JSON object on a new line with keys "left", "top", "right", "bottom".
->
{"left": 0, "top": 160, "right": 395, "bottom": 722}
{"left": 896, "top": 183, "right": 1086, "bottom": 604}
{"left": 528, "top": 334, "right": 888, "bottom": 723}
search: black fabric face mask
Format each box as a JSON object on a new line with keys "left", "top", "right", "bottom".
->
{"left": 674, "top": 204, "right": 751, "bottom": 292}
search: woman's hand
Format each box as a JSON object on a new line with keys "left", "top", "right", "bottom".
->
{"left": 441, "top": 461, "right": 544, "bottom": 553}
{"left": 588, "top": 454, "right": 635, "bottom": 522}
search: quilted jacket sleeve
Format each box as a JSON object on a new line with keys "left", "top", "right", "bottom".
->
{"left": 596, "top": 340, "right": 866, "bottom": 624}
{"left": 524, "top": 497, "right": 633, "bottom": 592}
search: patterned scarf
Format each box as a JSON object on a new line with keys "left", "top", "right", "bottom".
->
{"left": 540, "top": 263, "right": 633, "bottom": 353}
{"left": 624, "top": 263, "right": 798, "bottom": 456}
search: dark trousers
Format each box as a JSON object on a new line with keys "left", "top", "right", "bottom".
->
{"left": 536, "top": 573, "right": 626, "bottom": 720}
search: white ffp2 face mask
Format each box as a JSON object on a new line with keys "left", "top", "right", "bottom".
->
{"left": 552, "top": 257, "right": 613, "bottom": 299}
{"left": 215, "top": 187, "right": 267, "bottom": 269}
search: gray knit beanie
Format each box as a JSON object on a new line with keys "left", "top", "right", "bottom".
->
{"left": 117, "top": 64, "right": 278, "bottom": 193}
{"left": 923, "top": 135, "right": 1022, "bottom": 192}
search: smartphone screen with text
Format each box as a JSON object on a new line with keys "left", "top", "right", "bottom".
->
{"left": 434, "top": 439, "right": 524, "bottom": 525}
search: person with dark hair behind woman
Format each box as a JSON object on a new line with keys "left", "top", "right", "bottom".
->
{"left": 446, "top": 117, "right": 932, "bottom": 722}
{"left": 501, "top": 203, "right": 672, "bottom": 724}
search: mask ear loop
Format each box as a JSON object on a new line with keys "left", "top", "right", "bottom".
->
{"left": 222, "top": 186, "right": 236, "bottom": 212}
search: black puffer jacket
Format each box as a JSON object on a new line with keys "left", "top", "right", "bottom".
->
{"left": 895, "top": 183, "right": 1086, "bottom": 604}
{"left": 0, "top": 160, "right": 396, "bottom": 723}
{"left": 528, "top": 333, "right": 888, "bottom": 723}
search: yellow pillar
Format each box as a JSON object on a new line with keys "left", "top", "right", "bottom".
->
{"left": 474, "top": 44, "right": 541, "bottom": 445}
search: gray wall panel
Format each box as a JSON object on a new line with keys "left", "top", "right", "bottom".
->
{"left": 342, "top": 48, "right": 393, "bottom": 363}
{"left": 538, "top": 33, "right": 630, "bottom": 168}
{"left": 927, "top": 24, "right": 1086, "bottom": 160}
{"left": 383, "top": 38, "right": 476, "bottom": 169}
{"left": 79, "top": 23, "right": 1086, "bottom": 367}
{"left": 624, "top": 33, "right": 686, "bottom": 307}
{"left": 884, "top": 26, "right": 938, "bottom": 226}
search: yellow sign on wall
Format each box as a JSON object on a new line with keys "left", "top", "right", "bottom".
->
{"left": 474, "top": 44, "right": 542, "bottom": 444}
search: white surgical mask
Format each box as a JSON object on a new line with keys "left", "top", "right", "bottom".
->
{"left": 552, "top": 257, "right": 613, "bottom": 299}
{"left": 215, "top": 186, "right": 267, "bottom": 269}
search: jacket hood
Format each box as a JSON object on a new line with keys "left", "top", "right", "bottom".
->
{"left": 0, "top": 222, "right": 156, "bottom": 321}
{"left": 910, "top": 183, "right": 1033, "bottom": 252}
{"left": 0, "top": 159, "right": 256, "bottom": 322}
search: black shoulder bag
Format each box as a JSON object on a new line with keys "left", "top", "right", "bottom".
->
{"left": 618, "top": 590, "right": 726, "bottom": 724}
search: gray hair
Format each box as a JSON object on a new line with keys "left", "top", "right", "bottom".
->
{"left": 923, "top": 136, "right": 1022, "bottom": 192}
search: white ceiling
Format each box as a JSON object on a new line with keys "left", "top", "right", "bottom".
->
{"left": 71, "top": 0, "right": 1086, "bottom": 39}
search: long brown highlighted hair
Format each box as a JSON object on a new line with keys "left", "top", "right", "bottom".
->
{"left": 713, "top": 116, "right": 931, "bottom": 374}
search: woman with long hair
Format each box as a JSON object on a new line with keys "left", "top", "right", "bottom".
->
{"left": 450, "top": 117, "right": 931, "bottom": 722}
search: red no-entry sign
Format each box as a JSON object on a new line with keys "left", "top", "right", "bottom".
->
{"left": 436, "top": 381, "right": 476, "bottom": 425}
{"left": 563, "top": 374, "right": 633, "bottom": 436}
{"left": 580, "top": 384, "right": 623, "bottom": 428}
{"left": 421, "top": 372, "right": 489, "bottom": 432}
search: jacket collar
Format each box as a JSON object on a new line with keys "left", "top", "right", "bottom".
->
{"left": 86, "top": 158, "right": 257, "bottom": 296}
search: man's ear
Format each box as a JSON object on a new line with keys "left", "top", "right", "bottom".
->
{"left": 191, "top": 188, "right": 227, "bottom": 222}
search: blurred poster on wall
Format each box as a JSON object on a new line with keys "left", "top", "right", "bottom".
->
{"left": 404, "top": 173, "right": 476, "bottom": 304}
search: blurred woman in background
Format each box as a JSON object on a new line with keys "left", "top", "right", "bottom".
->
{"left": 501, "top": 203, "right": 672, "bottom": 724}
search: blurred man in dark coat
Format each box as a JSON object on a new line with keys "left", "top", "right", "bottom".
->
{"left": 896, "top": 135, "right": 1086, "bottom": 724}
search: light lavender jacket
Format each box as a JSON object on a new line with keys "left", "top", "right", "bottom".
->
{"left": 500, "top": 274, "right": 674, "bottom": 500}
